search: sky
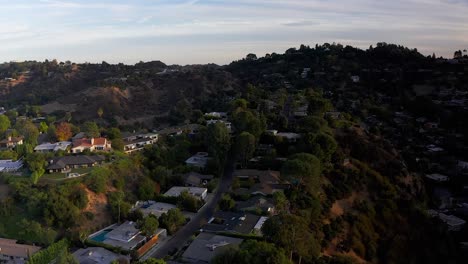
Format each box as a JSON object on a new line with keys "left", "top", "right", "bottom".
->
{"left": 0, "top": 0, "right": 467, "bottom": 65}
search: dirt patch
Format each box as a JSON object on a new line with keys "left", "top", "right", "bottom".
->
{"left": 81, "top": 185, "right": 112, "bottom": 231}
{"left": 330, "top": 192, "right": 361, "bottom": 218}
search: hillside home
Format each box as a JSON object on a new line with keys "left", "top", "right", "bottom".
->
{"left": 206, "top": 119, "right": 232, "bottom": 132}
{"left": 34, "top": 141, "right": 72, "bottom": 153}
{"left": 183, "top": 172, "right": 214, "bottom": 187}
{"left": 0, "top": 159, "right": 23, "bottom": 172}
{"left": 233, "top": 169, "right": 290, "bottom": 196}
{"left": 164, "top": 186, "right": 208, "bottom": 200}
{"left": 47, "top": 155, "right": 105, "bottom": 173}
{"left": 204, "top": 112, "right": 227, "bottom": 119}
{"left": 181, "top": 233, "right": 243, "bottom": 263}
{"left": 202, "top": 211, "right": 260, "bottom": 234}
{"left": 276, "top": 132, "right": 302, "bottom": 143}
{"left": 71, "top": 137, "right": 112, "bottom": 153}
{"left": 0, "top": 238, "right": 41, "bottom": 263}
{"left": 0, "top": 136, "right": 23, "bottom": 149}
{"left": 136, "top": 201, "right": 177, "bottom": 218}
{"left": 73, "top": 247, "right": 129, "bottom": 264}
{"left": 185, "top": 152, "right": 211, "bottom": 168}
{"left": 123, "top": 133, "right": 158, "bottom": 153}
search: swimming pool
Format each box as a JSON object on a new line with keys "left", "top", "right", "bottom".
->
{"left": 90, "top": 229, "right": 112, "bottom": 242}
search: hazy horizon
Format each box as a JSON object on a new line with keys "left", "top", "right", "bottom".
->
{"left": 1, "top": 0, "right": 467, "bottom": 65}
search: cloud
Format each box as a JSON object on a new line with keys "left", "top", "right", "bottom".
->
{"left": 0, "top": 0, "right": 467, "bottom": 64}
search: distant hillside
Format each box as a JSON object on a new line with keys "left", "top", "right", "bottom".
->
{"left": 0, "top": 61, "right": 239, "bottom": 127}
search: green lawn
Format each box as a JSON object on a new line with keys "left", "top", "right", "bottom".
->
{"left": 41, "top": 167, "right": 93, "bottom": 182}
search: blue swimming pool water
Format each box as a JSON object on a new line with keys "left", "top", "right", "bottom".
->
{"left": 90, "top": 229, "right": 112, "bottom": 242}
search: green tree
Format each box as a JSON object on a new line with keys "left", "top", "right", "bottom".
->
{"left": 178, "top": 190, "right": 201, "bottom": 212}
{"left": 86, "top": 167, "right": 111, "bottom": 193}
{"left": 273, "top": 191, "right": 288, "bottom": 212}
{"left": 232, "top": 110, "right": 266, "bottom": 138}
{"left": 262, "top": 214, "right": 320, "bottom": 263}
{"left": 281, "top": 153, "right": 321, "bottom": 195}
{"left": 219, "top": 194, "right": 235, "bottom": 211}
{"left": 212, "top": 240, "right": 292, "bottom": 264}
{"left": 15, "top": 119, "right": 39, "bottom": 144}
{"left": 138, "top": 178, "right": 156, "bottom": 201}
{"left": 159, "top": 208, "right": 186, "bottom": 234}
{"left": 138, "top": 215, "right": 159, "bottom": 236}
{"left": 0, "top": 115, "right": 11, "bottom": 134}
{"left": 82, "top": 121, "right": 100, "bottom": 138}
{"left": 236, "top": 132, "right": 256, "bottom": 168}
{"left": 206, "top": 122, "right": 230, "bottom": 163}
{"left": 39, "top": 121, "right": 48, "bottom": 133}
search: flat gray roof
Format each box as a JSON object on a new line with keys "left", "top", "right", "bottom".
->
{"left": 182, "top": 233, "right": 243, "bottom": 263}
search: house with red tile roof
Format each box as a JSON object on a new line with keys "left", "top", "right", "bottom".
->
{"left": 71, "top": 137, "right": 112, "bottom": 153}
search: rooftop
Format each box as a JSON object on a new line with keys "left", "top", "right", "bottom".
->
{"left": 137, "top": 201, "right": 177, "bottom": 217}
{"left": 73, "top": 247, "right": 129, "bottom": 264}
{"left": 164, "top": 186, "right": 207, "bottom": 198}
{"left": 0, "top": 238, "right": 41, "bottom": 259}
{"left": 182, "top": 233, "right": 243, "bottom": 263}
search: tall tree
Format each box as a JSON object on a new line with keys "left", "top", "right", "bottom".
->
{"left": 138, "top": 215, "right": 159, "bottom": 236}
{"left": 236, "top": 132, "right": 256, "bottom": 168}
{"left": 82, "top": 121, "right": 100, "bottom": 138}
{"left": 0, "top": 115, "right": 11, "bottom": 134}
{"left": 55, "top": 122, "right": 72, "bottom": 141}
{"left": 206, "top": 122, "right": 230, "bottom": 163}
{"left": 262, "top": 214, "right": 320, "bottom": 263}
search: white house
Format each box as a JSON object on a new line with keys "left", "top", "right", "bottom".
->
{"left": 164, "top": 186, "right": 208, "bottom": 200}
{"left": 34, "top": 141, "right": 72, "bottom": 153}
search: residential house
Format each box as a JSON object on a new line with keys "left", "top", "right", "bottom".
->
{"left": 425, "top": 173, "right": 450, "bottom": 182}
{"left": 89, "top": 222, "right": 167, "bottom": 251}
{"left": 158, "top": 124, "right": 201, "bottom": 136}
{"left": 429, "top": 211, "right": 466, "bottom": 231}
{"left": 236, "top": 196, "right": 275, "bottom": 215}
{"left": 0, "top": 238, "right": 41, "bottom": 263}
{"left": 164, "top": 186, "right": 208, "bottom": 200}
{"left": 202, "top": 211, "right": 260, "bottom": 235}
{"left": 253, "top": 216, "right": 269, "bottom": 236}
{"left": 47, "top": 155, "right": 105, "bottom": 173}
{"left": 135, "top": 201, "right": 177, "bottom": 217}
{"left": 206, "top": 120, "right": 232, "bottom": 133}
{"left": 0, "top": 159, "right": 23, "bottom": 172}
{"left": 181, "top": 233, "right": 243, "bottom": 263}
{"left": 185, "top": 152, "right": 211, "bottom": 169}
{"left": 183, "top": 172, "right": 214, "bottom": 187}
{"left": 34, "top": 141, "right": 72, "bottom": 153}
{"left": 73, "top": 247, "right": 129, "bottom": 264}
{"left": 0, "top": 136, "right": 23, "bottom": 149}
{"left": 275, "top": 132, "right": 302, "bottom": 143}
{"left": 123, "top": 133, "right": 158, "bottom": 153}
{"left": 71, "top": 138, "right": 112, "bottom": 153}
{"left": 233, "top": 169, "right": 289, "bottom": 196}
{"left": 204, "top": 112, "right": 227, "bottom": 119}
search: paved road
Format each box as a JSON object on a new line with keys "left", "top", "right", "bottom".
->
{"left": 150, "top": 154, "right": 236, "bottom": 259}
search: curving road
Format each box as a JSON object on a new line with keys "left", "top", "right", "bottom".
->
{"left": 149, "top": 155, "right": 236, "bottom": 259}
